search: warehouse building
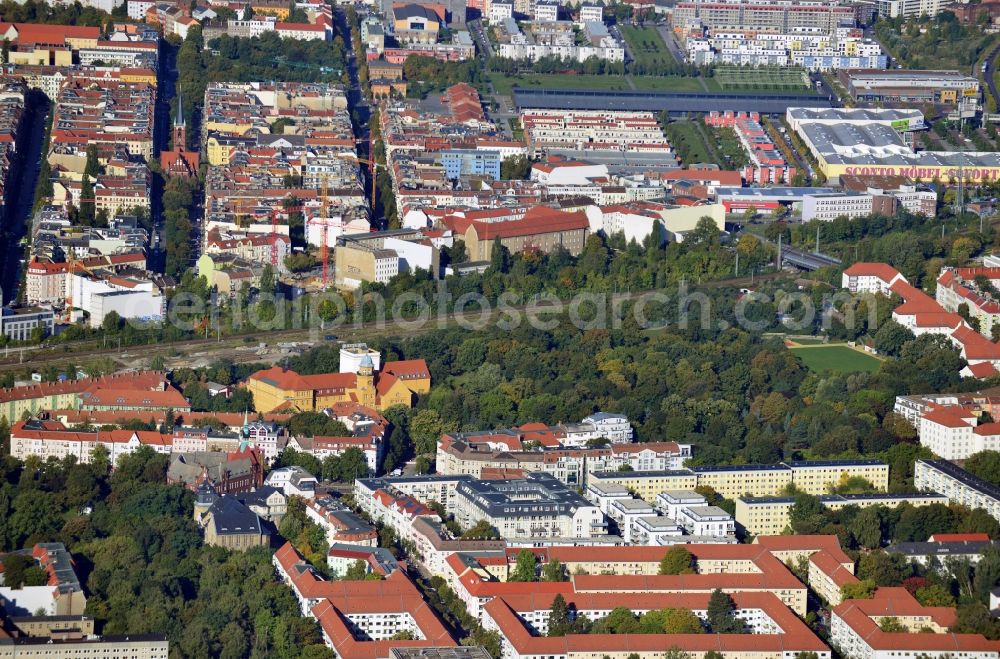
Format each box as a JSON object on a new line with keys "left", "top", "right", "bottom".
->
{"left": 788, "top": 107, "right": 1000, "bottom": 183}
{"left": 837, "top": 69, "right": 980, "bottom": 114}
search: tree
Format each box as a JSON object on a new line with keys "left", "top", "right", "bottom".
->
{"left": 510, "top": 549, "right": 537, "bottom": 582}
{"left": 489, "top": 238, "right": 510, "bottom": 274}
{"left": 688, "top": 217, "right": 720, "bottom": 248}
{"left": 662, "top": 608, "right": 703, "bottom": 634}
{"left": 873, "top": 320, "right": 915, "bottom": 357}
{"left": 501, "top": 154, "right": 532, "bottom": 180}
{"left": 548, "top": 593, "right": 571, "bottom": 637}
{"left": 850, "top": 506, "right": 883, "bottom": 549}
{"left": 594, "top": 607, "right": 640, "bottom": 634}
{"left": 542, "top": 558, "right": 567, "bottom": 582}
{"left": 659, "top": 546, "right": 696, "bottom": 575}
{"left": 0, "top": 553, "right": 33, "bottom": 588}
{"left": 879, "top": 617, "right": 906, "bottom": 632}
{"left": 916, "top": 584, "right": 955, "bottom": 607}
{"left": 974, "top": 546, "right": 1000, "bottom": 604}
{"left": 706, "top": 589, "right": 742, "bottom": 633}
{"left": 260, "top": 264, "right": 276, "bottom": 295}
{"left": 288, "top": 412, "right": 350, "bottom": 438}
{"left": 78, "top": 176, "right": 95, "bottom": 226}
{"left": 788, "top": 492, "right": 825, "bottom": 535}
{"left": 663, "top": 647, "right": 694, "bottom": 659}
{"left": 858, "top": 550, "right": 910, "bottom": 587}
{"left": 965, "top": 451, "right": 1000, "bottom": 486}
{"left": 841, "top": 579, "right": 876, "bottom": 600}
{"left": 951, "top": 602, "right": 1000, "bottom": 639}
{"left": 461, "top": 520, "right": 499, "bottom": 540}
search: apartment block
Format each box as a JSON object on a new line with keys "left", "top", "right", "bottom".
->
{"left": 273, "top": 542, "right": 456, "bottom": 659}
{"left": 688, "top": 28, "right": 886, "bottom": 72}
{"left": 494, "top": 17, "right": 625, "bottom": 63}
{"left": 915, "top": 459, "right": 1000, "bottom": 525}
{"left": 0, "top": 370, "right": 166, "bottom": 423}
{"left": 589, "top": 459, "right": 889, "bottom": 502}
{"left": 673, "top": 0, "right": 855, "bottom": 35}
{"left": 735, "top": 492, "right": 950, "bottom": 536}
{"left": 832, "top": 587, "right": 1000, "bottom": 659}
{"left": 936, "top": 267, "right": 1000, "bottom": 340}
{"left": 802, "top": 192, "right": 875, "bottom": 222}
{"left": 436, "top": 421, "right": 687, "bottom": 486}
{"left": 453, "top": 473, "right": 607, "bottom": 539}
{"left": 520, "top": 109, "right": 673, "bottom": 155}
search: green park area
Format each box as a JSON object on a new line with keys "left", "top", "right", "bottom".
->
{"left": 788, "top": 344, "right": 882, "bottom": 374}
{"left": 713, "top": 66, "right": 813, "bottom": 92}
{"left": 619, "top": 26, "right": 676, "bottom": 75}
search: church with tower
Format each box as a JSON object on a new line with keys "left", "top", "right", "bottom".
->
{"left": 160, "top": 90, "right": 200, "bottom": 178}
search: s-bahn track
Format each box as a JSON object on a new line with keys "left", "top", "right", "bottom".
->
{"left": 0, "top": 273, "right": 789, "bottom": 373}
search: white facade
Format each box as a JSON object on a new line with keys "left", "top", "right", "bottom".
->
{"left": 656, "top": 490, "right": 708, "bottom": 519}
{"left": 488, "top": 0, "right": 513, "bottom": 23}
{"left": 382, "top": 236, "right": 436, "bottom": 275}
{"left": 9, "top": 429, "right": 171, "bottom": 465}
{"left": 66, "top": 274, "right": 164, "bottom": 328}
{"left": 914, "top": 460, "right": 1000, "bottom": 525}
{"left": 802, "top": 193, "right": 874, "bottom": 222}
{"left": 127, "top": 0, "right": 155, "bottom": 19}
{"left": 676, "top": 505, "right": 735, "bottom": 537}
{"left": 918, "top": 409, "right": 1000, "bottom": 460}
{"left": 607, "top": 497, "right": 655, "bottom": 542}
{"left": 578, "top": 413, "right": 633, "bottom": 443}
{"left": 265, "top": 466, "right": 319, "bottom": 499}
{"left": 840, "top": 266, "right": 906, "bottom": 295}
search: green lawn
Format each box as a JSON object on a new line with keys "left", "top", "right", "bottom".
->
{"left": 663, "top": 120, "right": 716, "bottom": 165}
{"left": 619, "top": 26, "right": 676, "bottom": 75}
{"left": 629, "top": 75, "right": 716, "bottom": 92}
{"left": 713, "top": 66, "right": 812, "bottom": 92}
{"left": 789, "top": 345, "right": 882, "bottom": 374}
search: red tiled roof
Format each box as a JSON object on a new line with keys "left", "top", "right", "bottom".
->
{"left": 927, "top": 533, "right": 991, "bottom": 542}
{"left": 832, "top": 588, "right": 1000, "bottom": 653}
{"left": 445, "top": 206, "right": 589, "bottom": 240}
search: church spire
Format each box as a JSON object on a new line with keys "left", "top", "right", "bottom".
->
{"left": 175, "top": 88, "right": 185, "bottom": 128}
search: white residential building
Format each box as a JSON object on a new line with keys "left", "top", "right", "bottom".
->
{"left": 453, "top": 473, "right": 607, "bottom": 539}
{"left": 676, "top": 505, "right": 735, "bottom": 537}
{"left": 802, "top": 193, "right": 874, "bottom": 222}
{"left": 917, "top": 405, "right": 1000, "bottom": 461}
{"left": 265, "top": 466, "right": 319, "bottom": 499}
{"left": 840, "top": 262, "right": 907, "bottom": 295}
{"left": 915, "top": 459, "right": 1000, "bottom": 525}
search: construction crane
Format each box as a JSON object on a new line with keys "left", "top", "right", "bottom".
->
{"left": 312, "top": 174, "right": 334, "bottom": 287}
{"left": 335, "top": 152, "right": 378, "bottom": 209}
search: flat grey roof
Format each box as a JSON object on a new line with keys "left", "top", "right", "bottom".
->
{"left": 787, "top": 107, "right": 923, "bottom": 121}
{"left": 513, "top": 88, "right": 832, "bottom": 115}
{"left": 802, "top": 122, "right": 1000, "bottom": 167}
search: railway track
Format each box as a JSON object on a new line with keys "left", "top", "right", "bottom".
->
{"left": 0, "top": 274, "right": 792, "bottom": 373}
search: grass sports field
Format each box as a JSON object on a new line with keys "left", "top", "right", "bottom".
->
{"left": 713, "top": 66, "right": 812, "bottom": 92}
{"left": 788, "top": 344, "right": 882, "bottom": 374}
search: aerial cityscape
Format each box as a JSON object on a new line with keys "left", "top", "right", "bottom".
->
{"left": 2, "top": 0, "right": 1000, "bottom": 656}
